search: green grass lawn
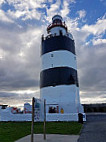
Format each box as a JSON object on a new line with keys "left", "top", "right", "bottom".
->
{"left": 0, "top": 121, "right": 82, "bottom": 142}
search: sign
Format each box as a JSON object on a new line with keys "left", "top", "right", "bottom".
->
{"left": 34, "top": 98, "right": 44, "bottom": 122}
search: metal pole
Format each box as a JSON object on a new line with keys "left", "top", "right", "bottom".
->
{"left": 31, "top": 97, "right": 35, "bottom": 142}
{"left": 44, "top": 99, "right": 46, "bottom": 140}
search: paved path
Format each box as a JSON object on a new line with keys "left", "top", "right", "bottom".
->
{"left": 78, "top": 113, "right": 106, "bottom": 142}
{"left": 15, "top": 134, "right": 79, "bottom": 142}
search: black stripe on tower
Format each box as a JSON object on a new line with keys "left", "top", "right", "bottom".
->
{"left": 40, "top": 67, "right": 79, "bottom": 88}
{"left": 41, "top": 35, "right": 75, "bottom": 55}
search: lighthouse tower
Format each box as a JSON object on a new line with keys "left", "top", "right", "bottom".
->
{"left": 40, "top": 15, "right": 84, "bottom": 120}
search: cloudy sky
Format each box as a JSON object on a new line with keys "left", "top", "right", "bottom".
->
{"left": 0, "top": 0, "right": 106, "bottom": 107}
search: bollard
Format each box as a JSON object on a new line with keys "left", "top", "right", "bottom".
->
{"left": 78, "top": 113, "right": 83, "bottom": 124}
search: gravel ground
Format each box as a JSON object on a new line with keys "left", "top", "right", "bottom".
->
{"left": 78, "top": 113, "right": 106, "bottom": 142}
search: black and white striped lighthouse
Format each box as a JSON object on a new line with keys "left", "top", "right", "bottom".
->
{"left": 40, "top": 15, "right": 84, "bottom": 116}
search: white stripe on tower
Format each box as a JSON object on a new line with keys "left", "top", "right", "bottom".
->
{"left": 41, "top": 50, "right": 77, "bottom": 71}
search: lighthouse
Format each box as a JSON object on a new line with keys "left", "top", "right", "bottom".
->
{"left": 40, "top": 15, "right": 84, "bottom": 121}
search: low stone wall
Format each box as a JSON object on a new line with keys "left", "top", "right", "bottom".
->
{"left": 0, "top": 109, "right": 86, "bottom": 121}
{"left": 0, "top": 109, "right": 31, "bottom": 121}
{"left": 46, "top": 113, "right": 78, "bottom": 121}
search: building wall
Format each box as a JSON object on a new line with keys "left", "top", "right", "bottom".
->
{"left": 0, "top": 107, "right": 86, "bottom": 121}
{"left": 40, "top": 15, "right": 84, "bottom": 117}
{"left": 41, "top": 85, "right": 80, "bottom": 113}
{"left": 41, "top": 50, "right": 77, "bottom": 71}
{"left": 83, "top": 104, "right": 106, "bottom": 112}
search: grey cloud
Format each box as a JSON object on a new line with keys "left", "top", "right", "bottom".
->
{"left": 0, "top": 20, "right": 43, "bottom": 94}
{"left": 0, "top": 4, "right": 106, "bottom": 105}
{"left": 81, "top": 91, "right": 106, "bottom": 98}
{"left": 0, "top": 78, "right": 39, "bottom": 91}
{"left": 77, "top": 46, "right": 106, "bottom": 92}
{"left": 0, "top": 90, "right": 40, "bottom": 106}
{"left": 0, "top": 92, "right": 17, "bottom": 98}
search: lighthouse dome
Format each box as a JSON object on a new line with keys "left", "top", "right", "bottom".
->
{"left": 52, "top": 15, "right": 63, "bottom": 23}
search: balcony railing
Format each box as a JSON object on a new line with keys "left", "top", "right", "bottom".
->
{"left": 41, "top": 32, "right": 73, "bottom": 41}
{"left": 47, "top": 22, "right": 67, "bottom": 32}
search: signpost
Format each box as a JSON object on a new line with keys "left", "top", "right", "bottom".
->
{"left": 31, "top": 98, "right": 46, "bottom": 142}
{"left": 44, "top": 99, "right": 46, "bottom": 140}
{"left": 31, "top": 97, "right": 35, "bottom": 142}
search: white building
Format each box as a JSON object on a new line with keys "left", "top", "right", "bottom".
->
{"left": 40, "top": 15, "right": 85, "bottom": 121}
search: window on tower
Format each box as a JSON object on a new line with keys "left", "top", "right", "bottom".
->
{"left": 51, "top": 54, "right": 53, "bottom": 57}
{"left": 53, "top": 19, "right": 62, "bottom": 24}
{"left": 59, "top": 30, "right": 63, "bottom": 36}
